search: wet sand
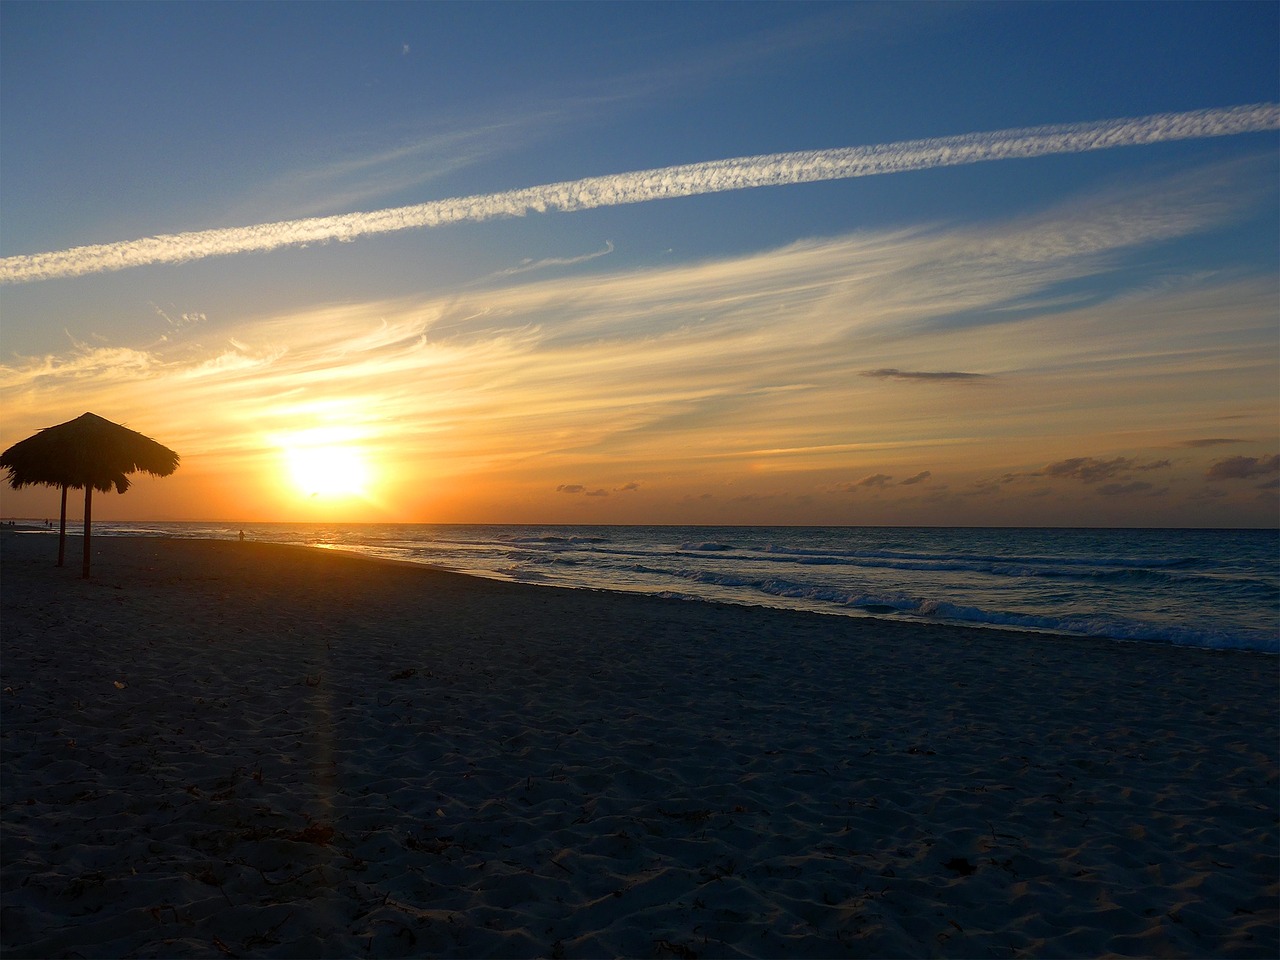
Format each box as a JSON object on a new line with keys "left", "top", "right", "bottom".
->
{"left": 2, "top": 529, "right": 1276, "bottom": 958}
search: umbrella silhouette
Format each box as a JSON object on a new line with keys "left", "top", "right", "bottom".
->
{"left": 0, "top": 412, "right": 179, "bottom": 578}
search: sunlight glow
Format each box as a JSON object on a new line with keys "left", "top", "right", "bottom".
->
{"left": 279, "top": 428, "right": 374, "bottom": 500}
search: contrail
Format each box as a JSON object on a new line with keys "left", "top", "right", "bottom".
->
{"left": 2, "top": 103, "right": 1275, "bottom": 285}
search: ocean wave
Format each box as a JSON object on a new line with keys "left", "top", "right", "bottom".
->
{"left": 660, "top": 567, "right": 1277, "bottom": 653}
{"left": 503, "top": 566, "right": 552, "bottom": 582}
{"left": 758, "top": 542, "right": 1203, "bottom": 570}
{"left": 912, "top": 598, "right": 1279, "bottom": 653}
{"left": 488, "top": 536, "right": 1253, "bottom": 593}
{"left": 78, "top": 523, "right": 1278, "bottom": 655}
{"left": 508, "top": 535, "right": 612, "bottom": 545}
{"left": 514, "top": 552, "right": 584, "bottom": 566}
{"left": 687, "top": 545, "right": 1246, "bottom": 589}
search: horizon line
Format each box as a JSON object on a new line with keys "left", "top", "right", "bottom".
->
{"left": 0, "top": 517, "right": 1274, "bottom": 532}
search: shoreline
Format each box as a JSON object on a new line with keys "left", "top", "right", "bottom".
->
{"left": 5, "top": 517, "right": 1277, "bottom": 529}
{"left": 3, "top": 530, "right": 1277, "bottom": 957}
{"left": 7, "top": 524, "right": 1278, "bottom": 655}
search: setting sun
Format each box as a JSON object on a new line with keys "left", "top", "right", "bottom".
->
{"left": 279, "top": 428, "right": 373, "bottom": 500}
{"left": 285, "top": 445, "right": 369, "bottom": 498}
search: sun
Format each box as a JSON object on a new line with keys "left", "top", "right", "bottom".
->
{"left": 283, "top": 442, "right": 371, "bottom": 499}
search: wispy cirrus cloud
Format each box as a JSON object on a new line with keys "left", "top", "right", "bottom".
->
{"left": 2, "top": 104, "right": 1274, "bottom": 285}
{"left": 225, "top": 108, "right": 579, "bottom": 223}
{"left": 1180, "top": 437, "right": 1246, "bottom": 447}
{"left": 494, "top": 240, "right": 615, "bottom": 278}
{"left": 2, "top": 160, "right": 1274, "bottom": 524}
{"left": 861, "top": 368, "right": 991, "bottom": 383}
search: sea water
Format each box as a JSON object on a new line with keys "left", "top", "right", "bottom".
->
{"left": 73, "top": 523, "right": 1280, "bottom": 653}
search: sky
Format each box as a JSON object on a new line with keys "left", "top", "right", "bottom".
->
{"left": 1, "top": 1, "right": 1277, "bottom": 527}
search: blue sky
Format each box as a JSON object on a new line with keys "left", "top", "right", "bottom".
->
{"left": 1, "top": 1, "right": 1277, "bottom": 526}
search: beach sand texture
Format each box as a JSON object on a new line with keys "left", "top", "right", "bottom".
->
{"left": 2, "top": 529, "right": 1276, "bottom": 958}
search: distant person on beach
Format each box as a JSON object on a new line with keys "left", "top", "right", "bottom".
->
{"left": 238, "top": 529, "right": 245, "bottom": 541}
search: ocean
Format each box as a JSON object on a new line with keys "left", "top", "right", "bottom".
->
{"left": 58, "top": 522, "right": 1277, "bottom": 654}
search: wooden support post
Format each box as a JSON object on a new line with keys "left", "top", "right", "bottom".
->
{"left": 82, "top": 486, "right": 92, "bottom": 579}
{"left": 57, "top": 485, "right": 68, "bottom": 567}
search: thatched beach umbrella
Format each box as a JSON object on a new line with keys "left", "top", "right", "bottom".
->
{"left": 0, "top": 412, "right": 179, "bottom": 578}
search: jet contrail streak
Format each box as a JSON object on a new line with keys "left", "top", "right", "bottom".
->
{"left": 2, "top": 103, "right": 1275, "bottom": 285}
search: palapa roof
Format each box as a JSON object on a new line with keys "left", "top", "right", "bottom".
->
{"left": 0, "top": 412, "right": 180, "bottom": 494}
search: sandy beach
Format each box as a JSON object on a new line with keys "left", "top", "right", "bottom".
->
{"left": 1, "top": 529, "right": 1276, "bottom": 958}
